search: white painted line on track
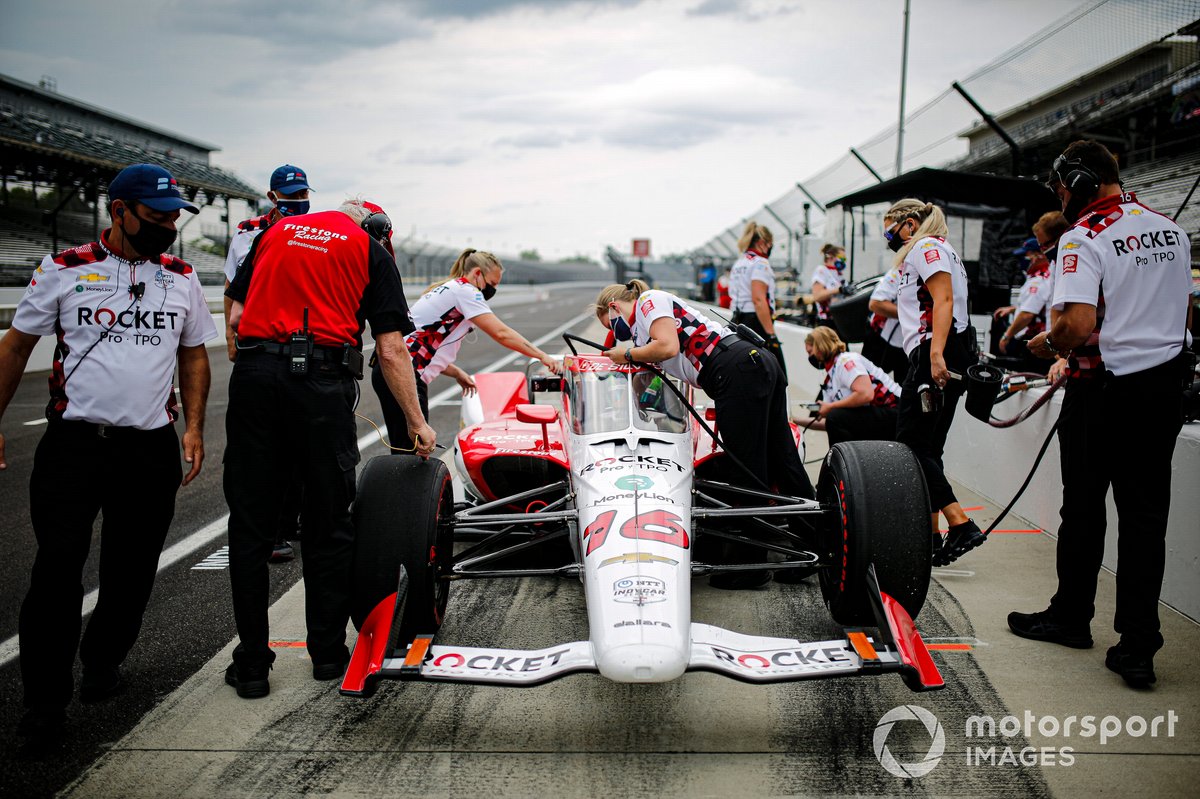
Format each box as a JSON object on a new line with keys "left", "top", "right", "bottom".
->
{"left": 0, "top": 308, "right": 594, "bottom": 669}
{"left": 22, "top": 418, "right": 48, "bottom": 426}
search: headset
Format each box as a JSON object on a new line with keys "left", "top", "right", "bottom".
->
{"left": 1050, "top": 153, "right": 1100, "bottom": 197}
{"left": 361, "top": 211, "right": 392, "bottom": 244}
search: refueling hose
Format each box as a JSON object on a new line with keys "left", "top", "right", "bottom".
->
{"left": 988, "top": 374, "right": 1067, "bottom": 428}
{"left": 982, "top": 419, "right": 1060, "bottom": 539}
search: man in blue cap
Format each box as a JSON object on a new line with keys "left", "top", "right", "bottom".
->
{"left": 222, "top": 165, "right": 313, "bottom": 563}
{"left": 990, "top": 236, "right": 1055, "bottom": 374}
{"left": 0, "top": 163, "right": 217, "bottom": 755}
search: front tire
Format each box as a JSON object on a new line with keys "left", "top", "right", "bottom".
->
{"left": 351, "top": 454, "right": 454, "bottom": 647}
{"left": 817, "top": 441, "right": 931, "bottom": 625}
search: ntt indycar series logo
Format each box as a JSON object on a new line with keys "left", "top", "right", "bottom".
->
{"left": 873, "top": 706, "right": 1180, "bottom": 778}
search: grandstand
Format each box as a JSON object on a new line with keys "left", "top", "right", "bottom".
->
{"left": 693, "top": 0, "right": 1200, "bottom": 305}
{"left": 0, "top": 72, "right": 258, "bottom": 286}
{"left": 0, "top": 72, "right": 608, "bottom": 293}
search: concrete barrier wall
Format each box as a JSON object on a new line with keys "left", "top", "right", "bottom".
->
{"left": 768, "top": 317, "right": 1200, "bottom": 624}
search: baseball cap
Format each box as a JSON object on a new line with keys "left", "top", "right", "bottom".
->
{"left": 108, "top": 164, "right": 199, "bottom": 213}
{"left": 1011, "top": 237, "right": 1040, "bottom": 256}
{"left": 270, "top": 164, "right": 312, "bottom": 195}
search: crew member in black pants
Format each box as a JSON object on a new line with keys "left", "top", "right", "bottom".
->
{"left": 0, "top": 163, "right": 215, "bottom": 753}
{"left": 225, "top": 199, "right": 434, "bottom": 698}
{"left": 597, "top": 280, "right": 812, "bottom": 589}
{"left": 1012, "top": 140, "right": 1192, "bottom": 687}
{"left": 883, "top": 198, "right": 985, "bottom": 566}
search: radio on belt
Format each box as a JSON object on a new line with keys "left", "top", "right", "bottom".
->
{"left": 290, "top": 307, "right": 313, "bottom": 375}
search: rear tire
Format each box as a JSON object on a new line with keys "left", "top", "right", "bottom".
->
{"left": 351, "top": 454, "right": 454, "bottom": 646}
{"left": 817, "top": 441, "right": 931, "bottom": 625}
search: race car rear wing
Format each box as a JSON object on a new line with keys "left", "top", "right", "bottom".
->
{"left": 341, "top": 565, "right": 943, "bottom": 696}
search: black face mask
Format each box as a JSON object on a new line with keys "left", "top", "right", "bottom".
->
{"left": 482, "top": 283, "right": 497, "bottom": 301}
{"left": 808, "top": 354, "right": 825, "bottom": 370}
{"left": 886, "top": 236, "right": 905, "bottom": 253}
{"left": 123, "top": 210, "right": 177, "bottom": 259}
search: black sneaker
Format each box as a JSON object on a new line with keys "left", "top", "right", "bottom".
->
{"left": 1007, "top": 608, "right": 1093, "bottom": 649}
{"left": 269, "top": 542, "right": 295, "bottom": 563}
{"left": 312, "top": 659, "right": 349, "bottom": 681}
{"left": 225, "top": 660, "right": 271, "bottom": 699}
{"left": 1105, "top": 643, "right": 1157, "bottom": 688}
{"left": 80, "top": 665, "right": 125, "bottom": 703}
{"left": 933, "top": 519, "right": 986, "bottom": 566}
{"left": 17, "top": 707, "right": 66, "bottom": 759}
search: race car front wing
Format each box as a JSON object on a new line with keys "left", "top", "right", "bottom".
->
{"left": 341, "top": 565, "right": 943, "bottom": 695}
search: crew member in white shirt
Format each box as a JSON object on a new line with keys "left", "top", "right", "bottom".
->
{"left": 597, "top": 279, "right": 813, "bottom": 589}
{"left": 863, "top": 265, "right": 907, "bottom": 384}
{"left": 0, "top": 164, "right": 215, "bottom": 752}
{"left": 371, "top": 249, "right": 560, "bottom": 451}
{"left": 810, "top": 243, "right": 847, "bottom": 331}
{"left": 883, "top": 198, "right": 984, "bottom": 567}
{"left": 1013, "top": 140, "right": 1193, "bottom": 688}
{"left": 803, "top": 326, "right": 900, "bottom": 446}
{"left": 729, "top": 221, "right": 785, "bottom": 377}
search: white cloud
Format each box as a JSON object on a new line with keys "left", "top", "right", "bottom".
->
{"left": 0, "top": 0, "right": 1086, "bottom": 259}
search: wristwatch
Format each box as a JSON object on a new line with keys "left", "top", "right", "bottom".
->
{"left": 1044, "top": 334, "right": 1061, "bottom": 355}
{"left": 625, "top": 346, "right": 636, "bottom": 363}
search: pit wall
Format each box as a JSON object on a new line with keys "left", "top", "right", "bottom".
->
{"left": 767, "top": 318, "right": 1200, "bottom": 624}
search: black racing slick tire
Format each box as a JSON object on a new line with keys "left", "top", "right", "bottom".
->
{"left": 817, "top": 441, "right": 931, "bottom": 625}
{"left": 351, "top": 454, "right": 454, "bottom": 646}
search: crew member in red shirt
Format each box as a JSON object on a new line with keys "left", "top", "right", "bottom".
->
{"left": 224, "top": 199, "right": 434, "bottom": 698}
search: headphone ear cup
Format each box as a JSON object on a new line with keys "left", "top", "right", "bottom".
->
{"left": 1065, "top": 167, "right": 1098, "bottom": 197}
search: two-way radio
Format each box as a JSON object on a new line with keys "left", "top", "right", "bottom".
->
{"left": 289, "top": 307, "right": 313, "bottom": 375}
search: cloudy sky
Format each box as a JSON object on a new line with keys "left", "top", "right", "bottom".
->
{"left": 1, "top": 0, "right": 1083, "bottom": 260}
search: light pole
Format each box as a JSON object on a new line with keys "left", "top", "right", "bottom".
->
{"left": 896, "top": 0, "right": 911, "bottom": 177}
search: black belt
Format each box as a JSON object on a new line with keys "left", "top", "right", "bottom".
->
{"left": 249, "top": 341, "right": 348, "bottom": 363}
{"left": 53, "top": 419, "right": 166, "bottom": 438}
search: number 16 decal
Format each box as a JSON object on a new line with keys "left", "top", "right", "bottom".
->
{"left": 621, "top": 510, "right": 689, "bottom": 549}
{"left": 584, "top": 510, "right": 616, "bottom": 555}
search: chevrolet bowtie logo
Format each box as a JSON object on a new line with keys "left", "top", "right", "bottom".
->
{"left": 76, "top": 273, "right": 110, "bottom": 282}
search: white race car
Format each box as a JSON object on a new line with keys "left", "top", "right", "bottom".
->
{"left": 341, "top": 347, "right": 942, "bottom": 696}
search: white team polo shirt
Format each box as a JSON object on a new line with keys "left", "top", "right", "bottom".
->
{"left": 868, "top": 267, "right": 902, "bottom": 346}
{"left": 897, "top": 236, "right": 970, "bottom": 355}
{"left": 822, "top": 351, "right": 902, "bottom": 405}
{"left": 222, "top": 214, "right": 273, "bottom": 283}
{"left": 811, "top": 264, "right": 845, "bottom": 320}
{"left": 13, "top": 236, "right": 218, "bottom": 429}
{"left": 1052, "top": 192, "right": 1192, "bottom": 376}
{"left": 1014, "top": 265, "right": 1053, "bottom": 339}
{"left": 405, "top": 277, "right": 494, "bottom": 383}
{"left": 629, "top": 289, "right": 733, "bottom": 388}
{"left": 729, "top": 251, "right": 775, "bottom": 314}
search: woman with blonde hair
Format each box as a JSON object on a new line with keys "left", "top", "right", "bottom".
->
{"left": 884, "top": 199, "right": 983, "bottom": 566}
{"left": 596, "top": 279, "right": 812, "bottom": 589}
{"left": 728, "top": 221, "right": 786, "bottom": 376}
{"left": 803, "top": 326, "right": 900, "bottom": 446}
{"left": 371, "top": 248, "right": 560, "bottom": 450}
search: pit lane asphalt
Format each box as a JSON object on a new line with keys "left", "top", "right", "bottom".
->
{"left": 0, "top": 282, "right": 603, "bottom": 798}
{"left": 4, "top": 285, "right": 1198, "bottom": 797}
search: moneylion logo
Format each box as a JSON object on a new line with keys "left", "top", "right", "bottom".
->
{"left": 873, "top": 705, "right": 945, "bottom": 778}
